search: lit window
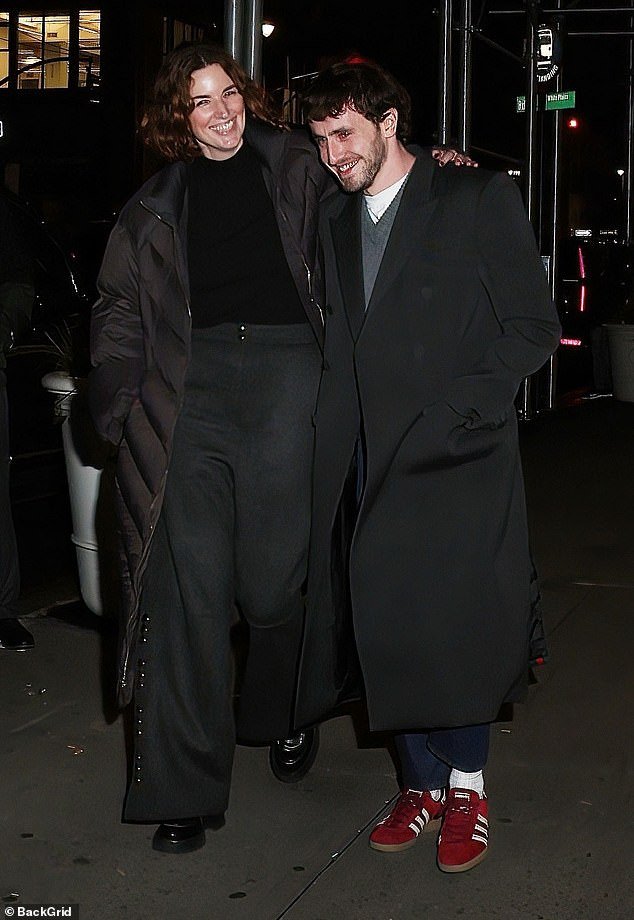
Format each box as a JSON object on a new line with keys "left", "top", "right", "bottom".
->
{"left": 79, "top": 10, "right": 100, "bottom": 88}
{"left": 0, "top": 11, "right": 101, "bottom": 90}
{"left": 0, "top": 13, "right": 8, "bottom": 89}
{"left": 18, "top": 13, "right": 70, "bottom": 88}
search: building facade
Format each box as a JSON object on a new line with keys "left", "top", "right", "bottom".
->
{"left": 0, "top": 2, "right": 221, "bottom": 240}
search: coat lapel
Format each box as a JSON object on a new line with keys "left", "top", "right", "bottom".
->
{"left": 331, "top": 195, "right": 365, "bottom": 339}
{"left": 363, "top": 155, "right": 439, "bottom": 327}
{"left": 140, "top": 162, "right": 190, "bottom": 303}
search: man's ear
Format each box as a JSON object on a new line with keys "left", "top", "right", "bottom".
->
{"left": 380, "top": 107, "right": 398, "bottom": 138}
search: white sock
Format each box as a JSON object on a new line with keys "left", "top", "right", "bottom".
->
{"left": 410, "top": 788, "right": 444, "bottom": 801}
{"left": 449, "top": 769, "right": 485, "bottom": 796}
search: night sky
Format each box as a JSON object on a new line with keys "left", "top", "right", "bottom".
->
{"left": 261, "top": 1, "right": 633, "bottom": 228}
{"left": 261, "top": 2, "right": 630, "bottom": 146}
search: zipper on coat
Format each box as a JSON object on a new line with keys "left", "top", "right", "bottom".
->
{"left": 119, "top": 201, "right": 192, "bottom": 697}
{"left": 139, "top": 200, "right": 192, "bottom": 323}
{"left": 303, "top": 259, "right": 324, "bottom": 326}
{"left": 277, "top": 201, "right": 324, "bottom": 327}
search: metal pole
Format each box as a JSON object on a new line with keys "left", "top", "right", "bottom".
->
{"left": 519, "top": 9, "right": 540, "bottom": 419}
{"left": 224, "top": 0, "right": 243, "bottom": 63}
{"left": 546, "top": 2, "right": 563, "bottom": 411}
{"left": 243, "top": 0, "right": 263, "bottom": 82}
{"left": 546, "top": 117, "right": 561, "bottom": 411}
{"left": 626, "top": 17, "right": 634, "bottom": 244}
{"left": 524, "top": 17, "right": 539, "bottom": 227}
{"left": 437, "top": 0, "right": 453, "bottom": 145}
{"left": 458, "top": 0, "right": 472, "bottom": 151}
{"left": 491, "top": 5, "right": 634, "bottom": 14}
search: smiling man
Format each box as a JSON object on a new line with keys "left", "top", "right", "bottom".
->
{"left": 296, "top": 60, "right": 561, "bottom": 873}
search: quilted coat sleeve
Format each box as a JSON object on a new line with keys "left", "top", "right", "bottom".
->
{"left": 89, "top": 220, "right": 145, "bottom": 446}
{"left": 446, "top": 172, "right": 561, "bottom": 427}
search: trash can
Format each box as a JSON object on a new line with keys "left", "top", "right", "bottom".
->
{"left": 605, "top": 324, "right": 634, "bottom": 402}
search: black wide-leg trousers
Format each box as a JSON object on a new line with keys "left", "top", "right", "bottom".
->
{"left": 124, "top": 324, "right": 322, "bottom": 822}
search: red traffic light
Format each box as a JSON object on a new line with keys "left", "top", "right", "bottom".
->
{"left": 567, "top": 116, "right": 579, "bottom": 128}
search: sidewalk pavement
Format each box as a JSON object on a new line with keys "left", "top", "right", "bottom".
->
{"left": 3, "top": 396, "right": 634, "bottom": 920}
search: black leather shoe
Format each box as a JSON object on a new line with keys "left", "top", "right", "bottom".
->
{"left": 152, "top": 817, "right": 205, "bottom": 854}
{"left": 269, "top": 726, "right": 320, "bottom": 783}
{"left": 0, "top": 618, "right": 35, "bottom": 651}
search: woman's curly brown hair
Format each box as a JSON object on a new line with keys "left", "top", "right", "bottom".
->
{"left": 141, "top": 42, "right": 284, "bottom": 162}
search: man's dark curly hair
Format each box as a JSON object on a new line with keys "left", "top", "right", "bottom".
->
{"left": 302, "top": 60, "right": 412, "bottom": 144}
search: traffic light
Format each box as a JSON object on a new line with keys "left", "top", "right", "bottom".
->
{"left": 567, "top": 116, "right": 579, "bottom": 129}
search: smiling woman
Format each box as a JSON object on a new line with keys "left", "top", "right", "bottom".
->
{"left": 187, "top": 65, "right": 247, "bottom": 159}
{"left": 88, "top": 40, "right": 334, "bottom": 855}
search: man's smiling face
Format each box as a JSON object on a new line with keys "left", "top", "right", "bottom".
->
{"left": 309, "top": 105, "right": 389, "bottom": 194}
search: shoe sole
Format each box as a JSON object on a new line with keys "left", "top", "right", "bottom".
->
{"left": 437, "top": 846, "right": 488, "bottom": 873}
{"left": 269, "top": 727, "right": 320, "bottom": 784}
{"left": 151, "top": 832, "right": 206, "bottom": 854}
{"left": 369, "top": 817, "right": 442, "bottom": 852}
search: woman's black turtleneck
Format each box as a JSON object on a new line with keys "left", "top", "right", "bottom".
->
{"left": 186, "top": 142, "right": 306, "bottom": 327}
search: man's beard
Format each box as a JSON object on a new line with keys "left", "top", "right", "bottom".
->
{"left": 338, "top": 133, "right": 386, "bottom": 193}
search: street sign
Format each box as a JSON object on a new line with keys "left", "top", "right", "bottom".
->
{"left": 545, "top": 91, "right": 576, "bottom": 110}
{"left": 516, "top": 91, "right": 576, "bottom": 113}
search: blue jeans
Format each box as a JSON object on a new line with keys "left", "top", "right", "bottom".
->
{"left": 395, "top": 724, "right": 490, "bottom": 790}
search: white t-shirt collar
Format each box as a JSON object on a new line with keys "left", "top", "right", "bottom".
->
{"left": 363, "top": 171, "right": 410, "bottom": 224}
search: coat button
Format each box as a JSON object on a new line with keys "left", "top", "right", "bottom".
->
{"left": 326, "top": 304, "right": 333, "bottom": 315}
{"left": 322, "top": 360, "right": 330, "bottom": 371}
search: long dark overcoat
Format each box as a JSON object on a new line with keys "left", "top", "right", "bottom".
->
{"left": 295, "top": 152, "right": 561, "bottom": 733}
{"left": 89, "top": 119, "right": 332, "bottom": 739}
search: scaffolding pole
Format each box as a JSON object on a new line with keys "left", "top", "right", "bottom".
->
{"left": 457, "top": 0, "right": 472, "bottom": 152}
{"left": 625, "top": 16, "right": 634, "bottom": 245}
{"left": 438, "top": 0, "right": 453, "bottom": 145}
{"left": 243, "top": 0, "right": 263, "bottom": 81}
{"left": 224, "top": 0, "right": 244, "bottom": 63}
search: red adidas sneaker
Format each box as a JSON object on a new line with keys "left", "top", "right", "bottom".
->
{"left": 369, "top": 788, "right": 446, "bottom": 852}
{"left": 437, "top": 787, "right": 489, "bottom": 872}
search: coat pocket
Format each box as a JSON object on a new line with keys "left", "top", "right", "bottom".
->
{"left": 449, "top": 407, "right": 512, "bottom": 463}
{"left": 393, "top": 401, "right": 467, "bottom": 474}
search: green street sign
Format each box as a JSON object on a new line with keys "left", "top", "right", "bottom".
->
{"left": 545, "top": 90, "right": 576, "bottom": 110}
{"left": 516, "top": 90, "right": 576, "bottom": 113}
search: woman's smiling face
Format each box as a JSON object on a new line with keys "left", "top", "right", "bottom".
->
{"left": 188, "top": 64, "right": 246, "bottom": 160}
